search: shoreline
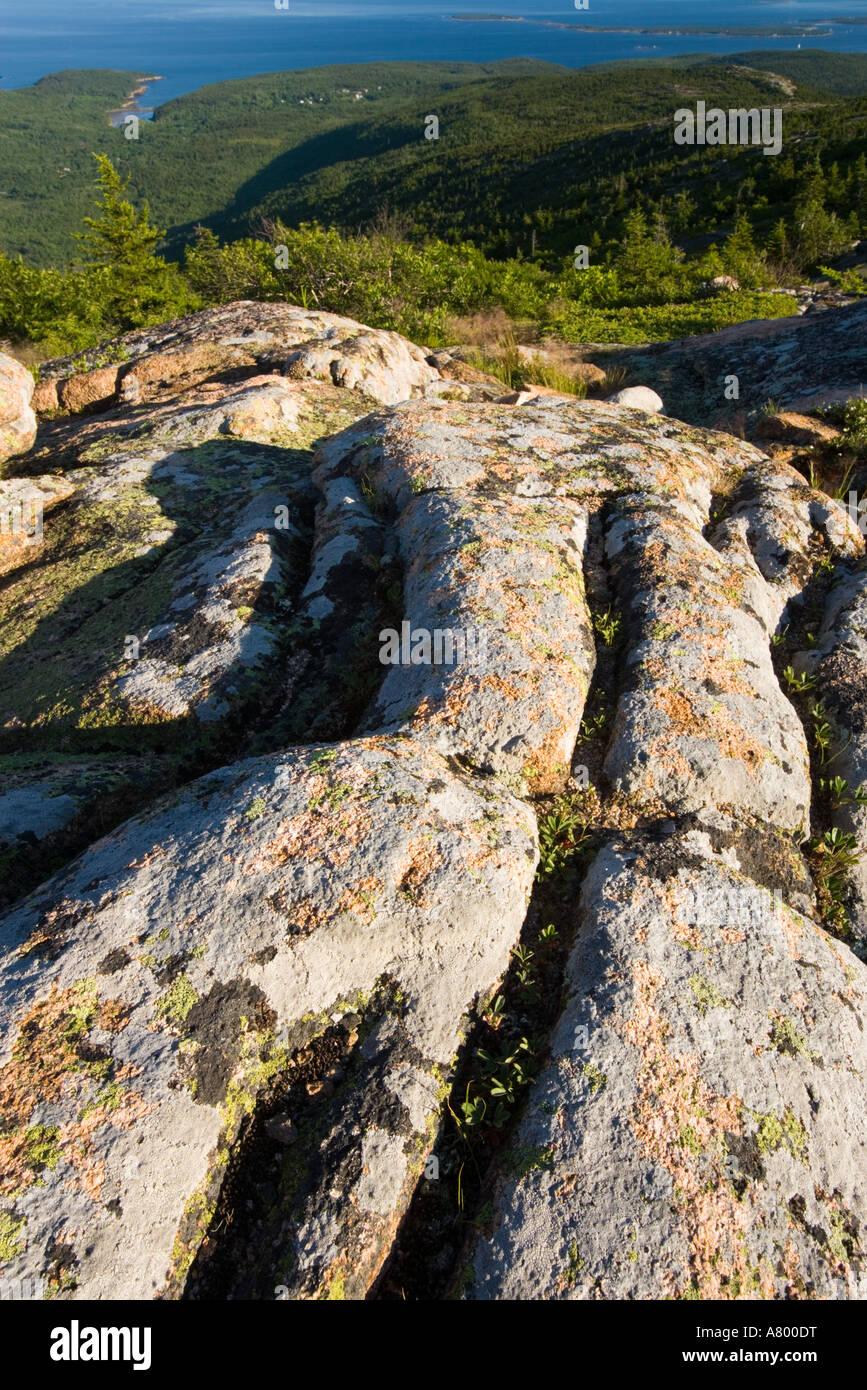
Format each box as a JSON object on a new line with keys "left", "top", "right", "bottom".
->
{"left": 107, "top": 73, "right": 164, "bottom": 126}
{"left": 451, "top": 15, "right": 835, "bottom": 40}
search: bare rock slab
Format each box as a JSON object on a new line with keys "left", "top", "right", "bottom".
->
{"left": 465, "top": 828, "right": 867, "bottom": 1300}
{"left": 0, "top": 737, "right": 536, "bottom": 1300}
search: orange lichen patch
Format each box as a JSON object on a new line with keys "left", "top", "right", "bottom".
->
{"left": 669, "top": 905, "right": 704, "bottom": 951}
{"left": 655, "top": 686, "right": 766, "bottom": 771}
{"left": 779, "top": 906, "right": 806, "bottom": 961}
{"left": 66, "top": 1155, "right": 105, "bottom": 1202}
{"left": 245, "top": 795, "right": 370, "bottom": 874}
{"left": 394, "top": 836, "right": 444, "bottom": 906}
{"left": 411, "top": 659, "right": 532, "bottom": 735}
{"left": 647, "top": 742, "right": 694, "bottom": 787}
{"left": 337, "top": 877, "right": 380, "bottom": 925}
{"left": 97, "top": 998, "right": 132, "bottom": 1033}
{"left": 616, "top": 959, "right": 774, "bottom": 1299}
{"left": 1, "top": 986, "right": 96, "bottom": 1123}
{"left": 523, "top": 435, "right": 566, "bottom": 453}
{"left": 284, "top": 898, "right": 325, "bottom": 937}
{"left": 0, "top": 982, "right": 143, "bottom": 1201}
{"left": 478, "top": 672, "right": 526, "bottom": 704}
{"left": 779, "top": 1239, "right": 805, "bottom": 1294}
{"left": 520, "top": 735, "right": 573, "bottom": 795}
{"left": 0, "top": 530, "right": 46, "bottom": 579}
{"left": 61, "top": 1082, "right": 154, "bottom": 1202}
{"left": 640, "top": 541, "right": 669, "bottom": 572}
{"left": 716, "top": 569, "right": 750, "bottom": 603}
{"left": 642, "top": 655, "right": 673, "bottom": 685}
{"left": 126, "top": 846, "right": 167, "bottom": 871}
{"left": 407, "top": 693, "right": 448, "bottom": 727}
{"left": 721, "top": 927, "right": 747, "bottom": 945}
{"left": 656, "top": 688, "right": 695, "bottom": 728}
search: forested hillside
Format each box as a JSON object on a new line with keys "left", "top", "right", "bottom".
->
{"left": 1, "top": 55, "right": 865, "bottom": 361}
{"left": 3, "top": 56, "right": 867, "bottom": 266}
{"left": 0, "top": 60, "right": 560, "bottom": 266}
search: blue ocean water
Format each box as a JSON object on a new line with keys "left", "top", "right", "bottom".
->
{"left": 2, "top": 0, "right": 867, "bottom": 106}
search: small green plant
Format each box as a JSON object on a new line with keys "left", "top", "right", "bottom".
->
{"left": 482, "top": 993, "right": 506, "bottom": 1029}
{"left": 819, "top": 395, "right": 867, "bottom": 453}
{"left": 509, "top": 944, "right": 537, "bottom": 998}
{"left": 476, "top": 1035, "right": 538, "bottom": 1116}
{"left": 577, "top": 699, "right": 612, "bottom": 742}
{"left": 593, "top": 605, "right": 622, "bottom": 647}
{"left": 810, "top": 701, "right": 834, "bottom": 764}
{"left": 817, "top": 266, "right": 867, "bottom": 299}
{"left": 814, "top": 549, "right": 836, "bottom": 575}
{"left": 466, "top": 334, "right": 588, "bottom": 396}
{"left": 359, "top": 472, "right": 386, "bottom": 515}
{"left": 458, "top": 1087, "right": 488, "bottom": 1129}
{"left": 601, "top": 365, "right": 629, "bottom": 394}
{"left": 809, "top": 700, "right": 850, "bottom": 766}
{"left": 309, "top": 748, "right": 338, "bottom": 770}
{"left": 832, "top": 458, "right": 860, "bottom": 502}
{"left": 807, "top": 826, "right": 861, "bottom": 935}
{"left": 782, "top": 665, "right": 817, "bottom": 693}
{"left": 537, "top": 791, "right": 596, "bottom": 878}
{"left": 820, "top": 776, "right": 867, "bottom": 808}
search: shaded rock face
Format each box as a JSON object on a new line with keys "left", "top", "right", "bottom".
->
{"left": 796, "top": 572, "right": 867, "bottom": 946}
{"left": 1, "top": 302, "right": 867, "bottom": 1302}
{"left": 599, "top": 298, "right": 867, "bottom": 429}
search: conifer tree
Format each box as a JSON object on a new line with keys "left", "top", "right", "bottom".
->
{"left": 722, "top": 213, "right": 766, "bottom": 287}
{"left": 75, "top": 155, "right": 186, "bottom": 329}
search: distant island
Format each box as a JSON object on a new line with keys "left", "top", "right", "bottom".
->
{"left": 451, "top": 15, "right": 834, "bottom": 39}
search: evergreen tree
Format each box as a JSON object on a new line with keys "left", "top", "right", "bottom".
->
{"left": 722, "top": 213, "right": 766, "bottom": 288}
{"left": 75, "top": 155, "right": 189, "bottom": 329}
{"left": 614, "top": 209, "right": 685, "bottom": 304}
{"left": 850, "top": 153, "right": 867, "bottom": 233}
{"left": 791, "top": 192, "right": 849, "bottom": 268}
{"left": 765, "top": 219, "right": 794, "bottom": 280}
{"left": 671, "top": 191, "right": 696, "bottom": 233}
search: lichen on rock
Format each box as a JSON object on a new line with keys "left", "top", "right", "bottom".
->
{"left": 2, "top": 300, "right": 867, "bottom": 1302}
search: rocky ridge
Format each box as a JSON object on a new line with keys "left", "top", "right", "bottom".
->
{"left": 0, "top": 302, "right": 866, "bottom": 1300}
